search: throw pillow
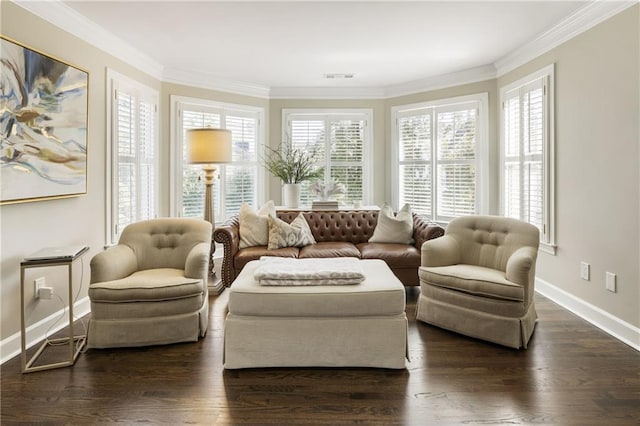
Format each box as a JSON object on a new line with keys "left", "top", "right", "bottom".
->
{"left": 369, "top": 203, "right": 414, "bottom": 244}
{"left": 267, "top": 213, "right": 316, "bottom": 250}
{"left": 239, "top": 201, "right": 276, "bottom": 249}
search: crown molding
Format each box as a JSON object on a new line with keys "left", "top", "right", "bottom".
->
{"left": 12, "top": 0, "right": 164, "bottom": 80}
{"left": 163, "top": 68, "right": 271, "bottom": 99}
{"left": 269, "top": 86, "right": 386, "bottom": 100}
{"left": 495, "top": 0, "right": 638, "bottom": 77}
{"left": 382, "top": 64, "right": 497, "bottom": 99}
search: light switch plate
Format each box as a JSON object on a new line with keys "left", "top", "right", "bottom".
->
{"left": 580, "top": 262, "right": 590, "bottom": 281}
{"left": 605, "top": 272, "right": 616, "bottom": 293}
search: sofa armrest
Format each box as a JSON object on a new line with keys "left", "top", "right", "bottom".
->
{"left": 90, "top": 245, "right": 138, "bottom": 284}
{"left": 185, "top": 242, "right": 210, "bottom": 282}
{"left": 421, "top": 235, "right": 461, "bottom": 267}
{"left": 213, "top": 216, "right": 240, "bottom": 287}
{"left": 413, "top": 214, "right": 445, "bottom": 250}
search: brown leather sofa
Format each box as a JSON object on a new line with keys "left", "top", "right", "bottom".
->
{"left": 214, "top": 209, "right": 444, "bottom": 288}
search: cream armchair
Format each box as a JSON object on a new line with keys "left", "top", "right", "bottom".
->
{"left": 87, "top": 218, "right": 212, "bottom": 349}
{"left": 417, "top": 215, "right": 539, "bottom": 349}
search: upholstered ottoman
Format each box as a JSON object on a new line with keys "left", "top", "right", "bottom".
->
{"left": 224, "top": 259, "right": 408, "bottom": 369}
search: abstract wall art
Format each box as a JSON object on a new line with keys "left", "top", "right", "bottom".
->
{"left": 1, "top": 36, "right": 89, "bottom": 205}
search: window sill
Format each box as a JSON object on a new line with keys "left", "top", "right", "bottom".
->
{"left": 539, "top": 242, "right": 557, "bottom": 256}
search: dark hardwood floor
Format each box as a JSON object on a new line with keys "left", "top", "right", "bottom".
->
{"left": 2, "top": 288, "right": 638, "bottom": 425}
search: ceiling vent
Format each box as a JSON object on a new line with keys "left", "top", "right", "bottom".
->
{"left": 323, "top": 73, "right": 355, "bottom": 79}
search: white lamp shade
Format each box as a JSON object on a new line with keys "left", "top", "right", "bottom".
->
{"left": 186, "top": 128, "right": 232, "bottom": 164}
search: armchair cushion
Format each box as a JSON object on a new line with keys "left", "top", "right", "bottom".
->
{"left": 419, "top": 265, "right": 524, "bottom": 302}
{"left": 89, "top": 268, "right": 203, "bottom": 302}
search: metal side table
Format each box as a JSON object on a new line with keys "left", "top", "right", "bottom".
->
{"left": 20, "top": 246, "right": 89, "bottom": 373}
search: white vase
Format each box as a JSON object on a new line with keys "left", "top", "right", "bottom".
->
{"left": 283, "top": 183, "right": 300, "bottom": 208}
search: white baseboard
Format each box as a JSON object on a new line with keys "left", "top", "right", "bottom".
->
{"left": 0, "top": 297, "right": 91, "bottom": 365}
{"left": 535, "top": 278, "right": 640, "bottom": 351}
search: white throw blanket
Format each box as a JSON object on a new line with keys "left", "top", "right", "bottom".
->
{"left": 254, "top": 257, "right": 365, "bottom": 286}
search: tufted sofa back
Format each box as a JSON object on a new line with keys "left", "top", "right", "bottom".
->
{"left": 119, "top": 218, "right": 212, "bottom": 271}
{"left": 447, "top": 215, "right": 539, "bottom": 272}
{"left": 277, "top": 210, "right": 379, "bottom": 244}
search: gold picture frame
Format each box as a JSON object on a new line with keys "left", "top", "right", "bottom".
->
{"left": 1, "top": 35, "right": 89, "bottom": 205}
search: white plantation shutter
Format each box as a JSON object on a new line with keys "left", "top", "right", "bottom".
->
{"left": 398, "top": 114, "right": 432, "bottom": 216}
{"left": 224, "top": 114, "right": 258, "bottom": 216}
{"left": 395, "top": 97, "right": 483, "bottom": 222}
{"left": 111, "top": 77, "right": 158, "bottom": 243}
{"left": 330, "top": 119, "right": 364, "bottom": 203}
{"left": 138, "top": 100, "right": 156, "bottom": 220}
{"left": 116, "top": 91, "right": 136, "bottom": 231}
{"left": 290, "top": 119, "right": 326, "bottom": 206}
{"left": 436, "top": 107, "right": 477, "bottom": 221}
{"left": 177, "top": 103, "right": 261, "bottom": 222}
{"left": 503, "top": 78, "right": 545, "bottom": 231}
{"left": 500, "top": 64, "right": 555, "bottom": 252}
{"left": 286, "top": 111, "right": 370, "bottom": 206}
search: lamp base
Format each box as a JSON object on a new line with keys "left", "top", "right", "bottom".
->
{"left": 203, "top": 164, "right": 217, "bottom": 278}
{"left": 208, "top": 273, "right": 225, "bottom": 296}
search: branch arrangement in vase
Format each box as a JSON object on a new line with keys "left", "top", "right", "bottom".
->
{"left": 262, "top": 144, "right": 324, "bottom": 184}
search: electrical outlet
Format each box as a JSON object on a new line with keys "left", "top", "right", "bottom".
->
{"left": 606, "top": 272, "right": 616, "bottom": 293}
{"left": 580, "top": 262, "right": 590, "bottom": 281}
{"left": 39, "top": 286, "right": 54, "bottom": 300}
{"left": 34, "top": 277, "right": 46, "bottom": 299}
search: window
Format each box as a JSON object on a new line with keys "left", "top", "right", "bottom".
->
{"left": 107, "top": 70, "right": 159, "bottom": 245}
{"left": 500, "top": 64, "right": 555, "bottom": 253}
{"left": 170, "top": 96, "right": 264, "bottom": 222}
{"left": 283, "top": 109, "right": 372, "bottom": 206}
{"left": 392, "top": 94, "right": 488, "bottom": 223}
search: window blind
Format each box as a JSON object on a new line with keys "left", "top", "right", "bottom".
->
{"left": 503, "top": 79, "right": 544, "bottom": 231}
{"left": 396, "top": 100, "right": 479, "bottom": 221}
{"left": 330, "top": 119, "right": 364, "bottom": 203}
{"left": 398, "top": 114, "right": 432, "bottom": 216}
{"left": 290, "top": 118, "right": 325, "bottom": 206}
{"left": 224, "top": 114, "right": 258, "bottom": 216}
{"left": 113, "top": 86, "right": 158, "bottom": 240}
{"left": 436, "top": 107, "right": 477, "bottom": 221}
{"left": 287, "top": 113, "right": 369, "bottom": 206}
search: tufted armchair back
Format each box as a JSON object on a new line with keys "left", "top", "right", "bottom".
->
{"left": 119, "top": 218, "right": 212, "bottom": 271}
{"left": 447, "top": 215, "right": 539, "bottom": 272}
